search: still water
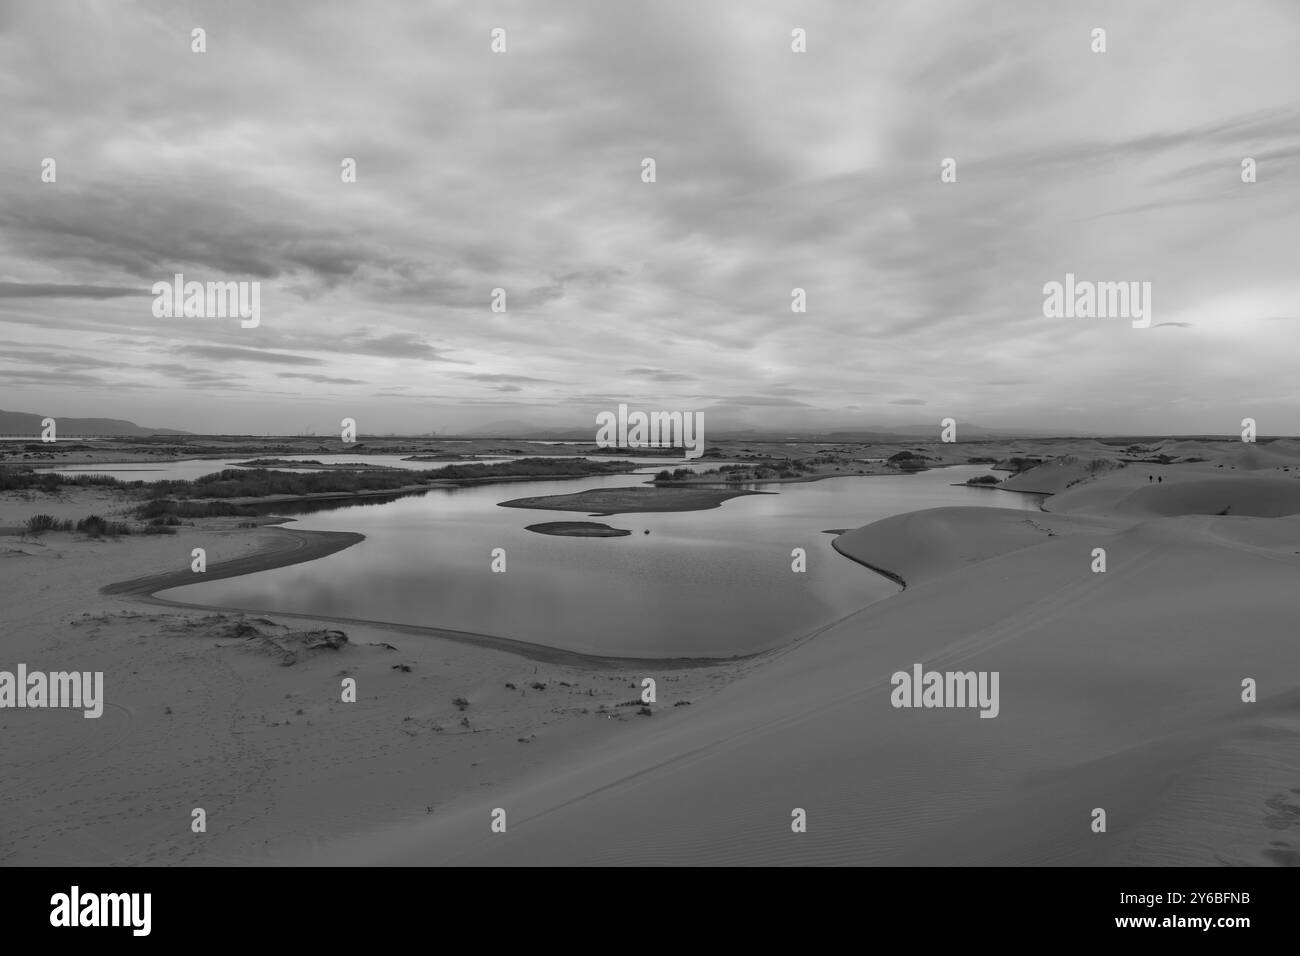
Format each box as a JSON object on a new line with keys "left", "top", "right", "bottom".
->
{"left": 156, "top": 464, "right": 1041, "bottom": 659}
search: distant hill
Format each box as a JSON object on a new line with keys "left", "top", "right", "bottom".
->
{"left": 0, "top": 409, "right": 192, "bottom": 437}
{"left": 816, "top": 423, "right": 1073, "bottom": 440}
{"left": 474, "top": 419, "right": 584, "bottom": 438}
{"left": 468, "top": 418, "right": 1079, "bottom": 442}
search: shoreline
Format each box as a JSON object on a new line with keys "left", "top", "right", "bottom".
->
{"left": 828, "top": 534, "right": 909, "bottom": 589}
{"left": 100, "top": 526, "right": 366, "bottom": 596}
{"left": 61, "top": 462, "right": 1013, "bottom": 673}
{"left": 222, "top": 474, "right": 615, "bottom": 512}
{"left": 658, "top": 460, "right": 1016, "bottom": 491}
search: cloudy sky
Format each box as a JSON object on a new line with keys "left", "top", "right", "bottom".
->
{"left": 1, "top": 0, "right": 1298, "bottom": 436}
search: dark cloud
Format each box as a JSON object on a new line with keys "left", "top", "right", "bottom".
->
{"left": 0, "top": 347, "right": 119, "bottom": 370}
{"left": 279, "top": 372, "right": 368, "bottom": 385}
{"left": 459, "top": 373, "right": 552, "bottom": 384}
{"left": 180, "top": 345, "right": 325, "bottom": 366}
{"left": 347, "top": 335, "right": 468, "bottom": 364}
{"left": 0, "top": 282, "right": 147, "bottom": 299}
{"left": 1, "top": 370, "right": 122, "bottom": 387}
{"left": 626, "top": 368, "right": 693, "bottom": 382}
{"left": 708, "top": 396, "right": 816, "bottom": 408}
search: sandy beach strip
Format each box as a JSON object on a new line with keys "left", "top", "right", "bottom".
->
{"left": 101, "top": 526, "right": 365, "bottom": 596}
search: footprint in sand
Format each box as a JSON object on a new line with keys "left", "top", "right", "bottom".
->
{"left": 1261, "top": 841, "right": 1300, "bottom": 866}
{"left": 1263, "top": 792, "right": 1300, "bottom": 829}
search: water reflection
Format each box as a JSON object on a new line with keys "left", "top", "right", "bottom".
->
{"left": 158, "top": 466, "right": 1041, "bottom": 659}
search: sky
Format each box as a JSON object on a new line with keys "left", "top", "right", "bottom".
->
{"left": 1, "top": 0, "right": 1298, "bottom": 437}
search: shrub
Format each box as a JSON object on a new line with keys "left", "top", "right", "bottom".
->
{"left": 136, "top": 498, "right": 256, "bottom": 519}
{"left": 0, "top": 467, "right": 124, "bottom": 492}
{"left": 138, "top": 458, "right": 635, "bottom": 503}
{"left": 77, "top": 515, "right": 107, "bottom": 536}
{"left": 1002, "top": 457, "right": 1043, "bottom": 474}
{"left": 25, "top": 514, "right": 69, "bottom": 534}
{"left": 76, "top": 515, "right": 131, "bottom": 537}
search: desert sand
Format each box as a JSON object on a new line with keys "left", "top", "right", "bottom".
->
{"left": 3, "top": 437, "right": 1299, "bottom": 865}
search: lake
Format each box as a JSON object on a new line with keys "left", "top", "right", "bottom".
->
{"left": 156, "top": 463, "right": 1042, "bottom": 659}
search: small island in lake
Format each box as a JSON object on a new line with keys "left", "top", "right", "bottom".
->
{"left": 500, "top": 485, "right": 766, "bottom": 516}
{"left": 525, "top": 521, "right": 632, "bottom": 537}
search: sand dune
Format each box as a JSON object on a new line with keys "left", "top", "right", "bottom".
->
{"left": 1155, "top": 437, "right": 1300, "bottom": 470}
{"left": 1050, "top": 471, "right": 1300, "bottom": 518}
{"left": 832, "top": 506, "right": 1111, "bottom": 585}
{"left": 998, "top": 456, "right": 1123, "bottom": 495}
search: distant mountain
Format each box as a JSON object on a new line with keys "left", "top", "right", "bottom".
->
{"left": 473, "top": 419, "right": 571, "bottom": 437}
{"left": 817, "top": 423, "right": 1075, "bottom": 441}
{"left": 0, "top": 410, "right": 192, "bottom": 437}
{"left": 466, "top": 420, "right": 1074, "bottom": 442}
